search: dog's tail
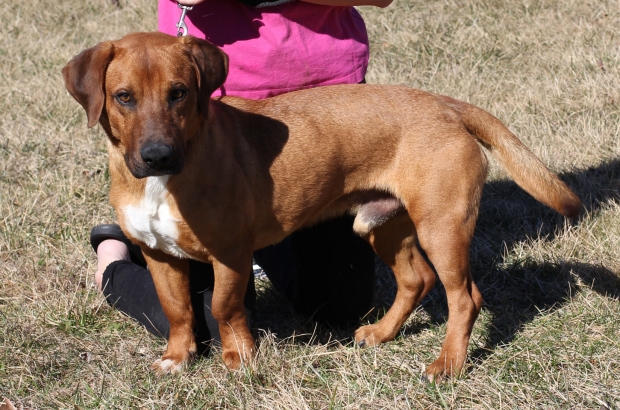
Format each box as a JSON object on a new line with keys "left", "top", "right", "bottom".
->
{"left": 448, "top": 97, "right": 581, "bottom": 218}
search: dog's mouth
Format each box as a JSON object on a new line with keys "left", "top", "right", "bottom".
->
{"left": 127, "top": 142, "right": 184, "bottom": 179}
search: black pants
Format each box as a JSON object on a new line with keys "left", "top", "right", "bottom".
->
{"left": 102, "top": 215, "right": 375, "bottom": 344}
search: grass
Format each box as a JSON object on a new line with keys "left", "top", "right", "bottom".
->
{"left": 0, "top": 0, "right": 619, "bottom": 408}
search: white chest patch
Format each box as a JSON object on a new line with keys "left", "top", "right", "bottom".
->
{"left": 122, "top": 176, "right": 191, "bottom": 259}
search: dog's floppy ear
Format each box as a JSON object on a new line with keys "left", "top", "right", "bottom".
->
{"left": 62, "top": 42, "right": 114, "bottom": 128}
{"left": 183, "top": 36, "right": 229, "bottom": 113}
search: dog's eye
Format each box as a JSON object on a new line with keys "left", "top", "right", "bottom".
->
{"left": 170, "top": 88, "right": 187, "bottom": 102}
{"left": 115, "top": 92, "right": 133, "bottom": 105}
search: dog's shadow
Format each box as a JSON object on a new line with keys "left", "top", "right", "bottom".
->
{"left": 252, "top": 159, "right": 620, "bottom": 355}
{"left": 461, "top": 159, "right": 620, "bottom": 363}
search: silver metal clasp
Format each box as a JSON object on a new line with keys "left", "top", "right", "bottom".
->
{"left": 176, "top": 4, "right": 193, "bottom": 37}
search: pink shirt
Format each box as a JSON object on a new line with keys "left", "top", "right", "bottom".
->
{"left": 158, "top": 0, "right": 369, "bottom": 99}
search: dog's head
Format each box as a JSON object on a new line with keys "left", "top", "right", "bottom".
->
{"left": 62, "top": 32, "right": 228, "bottom": 178}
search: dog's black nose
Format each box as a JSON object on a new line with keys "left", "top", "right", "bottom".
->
{"left": 140, "top": 142, "right": 174, "bottom": 170}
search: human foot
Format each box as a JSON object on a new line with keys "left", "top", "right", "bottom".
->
{"left": 94, "top": 239, "right": 131, "bottom": 290}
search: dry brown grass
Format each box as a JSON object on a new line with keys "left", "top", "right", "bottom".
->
{"left": 1, "top": 0, "right": 619, "bottom": 408}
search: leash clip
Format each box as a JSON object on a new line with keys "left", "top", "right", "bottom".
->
{"left": 176, "top": 3, "right": 193, "bottom": 37}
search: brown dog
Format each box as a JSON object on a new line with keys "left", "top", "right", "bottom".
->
{"left": 63, "top": 32, "right": 580, "bottom": 381}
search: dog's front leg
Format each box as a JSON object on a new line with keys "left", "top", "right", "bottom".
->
{"left": 141, "top": 247, "right": 196, "bottom": 374}
{"left": 211, "top": 257, "right": 255, "bottom": 369}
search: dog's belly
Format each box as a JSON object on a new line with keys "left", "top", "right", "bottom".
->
{"left": 121, "top": 176, "right": 192, "bottom": 259}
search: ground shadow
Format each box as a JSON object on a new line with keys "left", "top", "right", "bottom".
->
{"left": 461, "top": 159, "right": 620, "bottom": 364}
{"left": 468, "top": 260, "right": 620, "bottom": 365}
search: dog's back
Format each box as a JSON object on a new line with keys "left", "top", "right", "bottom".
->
{"left": 220, "top": 84, "right": 580, "bottom": 224}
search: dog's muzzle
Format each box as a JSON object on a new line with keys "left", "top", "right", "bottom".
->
{"left": 131, "top": 142, "right": 183, "bottom": 178}
{"left": 141, "top": 142, "right": 174, "bottom": 169}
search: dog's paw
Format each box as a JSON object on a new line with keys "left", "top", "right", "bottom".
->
{"left": 151, "top": 341, "right": 197, "bottom": 375}
{"left": 219, "top": 331, "right": 255, "bottom": 369}
{"left": 222, "top": 351, "right": 243, "bottom": 369}
{"left": 423, "top": 363, "right": 444, "bottom": 384}
{"left": 423, "top": 354, "right": 465, "bottom": 383}
{"left": 151, "top": 358, "right": 187, "bottom": 375}
{"left": 424, "top": 363, "right": 451, "bottom": 384}
{"left": 354, "top": 324, "right": 387, "bottom": 348}
{"left": 222, "top": 348, "right": 255, "bottom": 370}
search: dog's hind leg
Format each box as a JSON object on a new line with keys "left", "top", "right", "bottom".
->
{"left": 414, "top": 209, "right": 483, "bottom": 383}
{"left": 404, "top": 130, "right": 486, "bottom": 382}
{"left": 405, "top": 150, "right": 486, "bottom": 381}
{"left": 354, "top": 211, "right": 437, "bottom": 347}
